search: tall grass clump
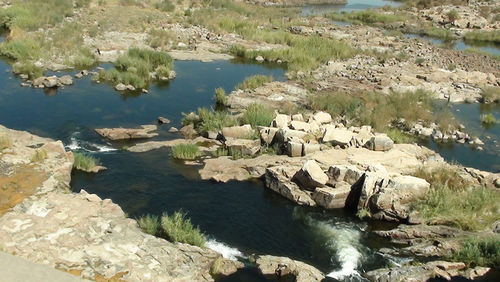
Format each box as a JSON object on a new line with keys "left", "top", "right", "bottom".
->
{"left": 97, "top": 48, "right": 173, "bottom": 88}
{"left": 413, "top": 166, "right": 499, "bottom": 231}
{"left": 481, "top": 113, "right": 498, "bottom": 126}
{"left": 137, "top": 214, "right": 160, "bottom": 236}
{"left": 214, "top": 87, "right": 228, "bottom": 106}
{"left": 0, "top": 38, "right": 42, "bottom": 61}
{"left": 236, "top": 75, "right": 273, "bottom": 90}
{"left": 384, "top": 128, "right": 417, "bottom": 144}
{"left": 240, "top": 103, "right": 274, "bottom": 127}
{"left": 453, "top": 236, "right": 500, "bottom": 268}
{"left": 171, "top": 143, "right": 200, "bottom": 160}
{"left": 161, "top": 211, "right": 206, "bottom": 247}
{"left": 73, "top": 152, "right": 100, "bottom": 171}
{"left": 446, "top": 9, "right": 460, "bottom": 22}
{"left": 480, "top": 87, "right": 500, "bottom": 103}
{"left": 183, "top": 108, "right": 238, "bottom": 133}
{"left": 0, "top": 0, "right": 73, "bottom": 31}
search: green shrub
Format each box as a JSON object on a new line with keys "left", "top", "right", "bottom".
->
{"left": 327, "top": 10, "right": 406, "bottom": 25}
{"left": 240, "top": 103, "right": 274, "bottom": 127}
{"left": 0, "top": 38, "right": 42, "bottom": 61}
{"left": 73, "top": 152, "right": 100, "bottom": 171}
{"left": 161, "top": 211, "right": 206, "bottom": 247}
{"left": 481, "top": 113, "right": 498, "bottom": 125}
{"left": 236, "top": 75, "right": 273, "bottom": 90}
{"left": 185, "top": 108, "right": 238, "bottom": 133}
{"left": 446, "top": 9, "right": 460, "bottom": 22}
{"left": 480, "top": 87, "right": 500, "bottom": 103}
{"left": 413, "top": 166, "right": 499, "bottom": 231}
{"left": 171, "top": 144, "right": 200, "bottom": 160}
{"left": 453, "top": 236, "right": 500, "bottom": 268}
{"left": 137, "top": 215, "right": 161, "bottom": 236}
{"left": 385, "top": 128, "right": 417, "bottom": 144}
{"left": 214, "top": 87, "right": 228, "bottom": 106}
{"left": 31, "top": 148, "right": 47, "bottom": 163}
{"left": 0, "top": 0, "right": 73, "bottom": 31}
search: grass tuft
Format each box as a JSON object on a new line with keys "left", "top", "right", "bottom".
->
{"left": 137, "top": 214, "right": 160, "bottom": 236}
{"left": 73, "top": 152, "right": 100, "bottom": 171}
{"left": 385, "top": 128, "right": 417, "bottom": 144}
{"left": 481, "top": 113, "right": 498, "bottom": 126}
{"left": 453, "top": 236, "right": 500, "bottom": 268}
{"left": 240, "top": 103, "right": 275, "bottom": 128}
{"left": 214, "top": 87, "right": 228, "bottom": 106}
{"left": 31, "top": 148, "right": 47, "bottom": 163}
{"left": 236, "top": 75, "right": 273, "bottom": 90}
{"left": 161, "top": 211, "right": 206, "bottom": 247}
{"left": 480, "top": 87, "right": 500, "bottom": 103}
{"left": 171, "top": 143, "right": 200, "bottom": 160}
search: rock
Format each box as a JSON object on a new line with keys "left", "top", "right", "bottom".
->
{"left": 179, "top": 124, "right": 197, "bottom": 138}
{"left": 302, "top": 143, "right": 320, "bottom": 156}
{"left": 312, "top": 184, "right": 351, "bottom": 209}
{"left": 204, "top": 131, "right": 219, "bottom": 140}
{"left": 157, "top": 117, "right": 171, "bottom": 124}
{"left": 494, "top": 178, "right": 500, "bottom": 188}
{"left": 322, "top": 126, "right": 354, "bottom": 146}
{"left": 312, "top": 111, "right": 332, "bottom": 124}
{"left": 33, "top": 76, "right": 59, "bottom": 88}
{"left": 256, "top": 255, "right": 324, "bottom": 282}
{"left": 221, "top": 124, "right": 254, "bottom": 139}
{"left": 293, "top": 160, "right": 328, "bottom": 190}
{"left": 272, "top": 114, "right": 290, "bottom": 128}
{"left": 212, "top": 258, "right": 244, "bottom": 277}
{"left": 126, "top": 84, "right": 135, "bottom": 91}
{"left": 286, "top": 139, "right": 303, "bottom": 157}
{"left": 325, "top": 165, "right": 363, "bottom": 186}
{"left": 57, "top": 75, "right": 73, "bottom": 86}
{"left": 290, "top": 121, "right": 311, "bottom": 132}
{"left": 292, "top": 114, "right": 304, "bottom": 121}
{"left": 265, "top": 166, "right": 316, "bottom": 206}
{"left": 115, "top": 83, "right": 127, "bottom": 91}
{"left": 95, "top": 125, "right": 158, "bottom": 140}
{"left": 255, "top": 55, "right": 264, "bottom": 62}
{"left": 168, "top": 127, "right": 179, "bottom": 133}
{"left": 275, "top": 128, "right": 308, "bottom": 144}
{"left": 225, "top": 138, "right": 261, "bottom": 156}
{"left": 259, "top": 127, "right": 279, "bottom": 145}
{"left": 366, "top": 135, "right": 394, "bottom": 151}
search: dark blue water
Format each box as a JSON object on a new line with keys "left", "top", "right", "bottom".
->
{"left": 302, "top": 0, "right": 400, "bottom": 16}
{"left": 404, "top": 33, "right": 500, "bottom": 57}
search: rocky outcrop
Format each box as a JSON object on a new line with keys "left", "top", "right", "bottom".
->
{"left": 31, "top": 75, "right": 74, "bottom": 88}
{"left": 255, "top": 255, "right": 324, "bottom": 282}
{"left": 293, "top": 160, "right": 328, "bottom": 190}
{"left": 95, "top": 125, "right": 158, "bottom": 140}
{"left": 127, "top": 137, "right": 221, "bottom": 153}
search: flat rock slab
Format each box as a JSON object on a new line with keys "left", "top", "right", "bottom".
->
{"left": 95, "top": 125, "right": 158, "bottom": 140}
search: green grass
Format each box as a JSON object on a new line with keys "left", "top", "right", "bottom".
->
{"left": 183, "top": 108, "right": 239, "bottom": 133}
{"left": 421, "top": 27, "right": 456, "bottom": 41}
{"left": 137, "top": 214, "right": 160, "bottom": 236}
{"left": 155, "top": 0, "right": 175, "bottom": 12}
{"left": 327, "top": 10, "right": 406, "bottom": 25}
{"left": 0, "top": 0, "right": 73, "bottom": 31}
{"left": 31, "top": 148, "right": 47, "bottom": 163}
{"left": 464, "top": 30, "right": 500, "bottom": 44}
{"left": 96, "top": 48, "right": 173, "bottom": 89}
{"left": 480, "top": 87, "right": 500, "bottom": 103}
{"left": 73, "top": 152, "right": 100, "bottom": 171}
{"left": 214, "top": 87, "right": 228, "bottom": 106}
{"left": 161, "top": 211, "right": 206, "bottom": 247}
{"left": 385, "top": 128, "right": 417, "bottom": 144}
{"left": 171, "top": 144, "right": 200, "bottom": 160}
{"left": 236, "top": 75, "right": 273, "bottom": 90}
{"left": 413, "top": 166, "right": 499, "bottom": 231}
{"left": 0, "top": 135, "right": 12, "bottom": 151}
{"left": 481, "top": 113, "right": 498, "bottom": 125}
{"left": 453, "top": 236, "right": 500, "bottom": 268}
{"left": 11, "top": 61, "right": 43, "bottom": 79}
{"left": 0, "top": 37, "right": 42, "bottom": 61}
{"left": 240, "top": 103, "right": 275, "bottom": 128}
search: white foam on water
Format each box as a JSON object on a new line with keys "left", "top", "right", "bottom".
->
{"left": 65, "top": 132, "right": 117, "bottom": 153}
{"left": 206, "top": 239, "right": 245, "bottom": 261}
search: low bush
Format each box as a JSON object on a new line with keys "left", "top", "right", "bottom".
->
{"left": 480, "top": 113, "right": 498, "bottom": 125}
{"left": 73, "top": 152, "right": 100, "bottom": 171}
{"left": 137, "top": 214, "right": 160, "bottom": 236}
{"left": 161, "top": 211, "right": 206, "bottom": 247}
{"left": 171, "top": 144, "right": 200, "bottom": 160}
{"left": 327, "top": 10, "right": 406, "bottom": 25}
{"left": 236, "top": 75, "right": 273, "bottom": 90}
{"left": 0, "top": 0, "right": 73, "bottom": 31}
{"left": 453, "top": 236, "right": 500, "bottom": 268}
{"left": 240, "top": 103, "right": 274, "bottom": 127}
{"left": 480, "top": 87, "right": 500, "bottom": 103}
{"left": 183, "top": 108, "right": 238, "bottom": 133}
{"left": 148, "top": 29, "right": 176, "bottom": 49}
{"left": 385, "top": 128, "right": 417, "bottom": 144}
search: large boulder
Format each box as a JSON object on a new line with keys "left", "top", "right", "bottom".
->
{"left": 256, "top": 255, "right": 324, "bottom": 282}
{"left": 286, "top": 139, "right": 303, "bottom": 157}
{"left": 366, "top": 135, "right": 394, "bottom": 151}
{"left": 272, "top": 114, "right": 291, "bottom": 128}
{"left": 312, "top": 111, "right": 332, "bottom": 124}
{"left": 290, "top": 121, "right": 311, "bottom": 132}
{"left": 95, "top": 125, "right": 158, "bottom": 140}
{"left": 57, "top": 75, "right": 73, "bottom": 86}
{"left": 225, "top": 138, "right": 261, "bottom": 156}
{"left": 322, "top": 126, "right": 354, "bottom": 146}
{"left": 275, "top": 128, "right": 308, "bottom": 144}
{"left": 293, "top": 160, "right": 328, "bottom": 190}
{"left": 221, "top": 124, "right": 254, "bottom": 139}
{"left": 265, "top": 166, "right": 316, "bottom": 206}
{"left": 312, "top": 183, "right": 351, "bottom": 209}
{"left": 259, "top": 127, "right": 279, "bottom": 145}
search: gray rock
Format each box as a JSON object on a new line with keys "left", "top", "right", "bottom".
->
{"left": 255, "top": 55, "right": 264, "bottom": 62}
{"left": 168, "top": 127, "right": 179, "bottom": 133}
{"left": 259, "top": 127, "right": 279, "bottom": 145}
{"left": 290, "top": 121, "right": 311, "bottom": 132}
{"left": 256, "top": 255, "right": 324, "bottom": 282}
{"left": 265, "top": 166, "right": 316, "bottom": 206}
{"left": 225, "top": 138, "right": 261, "bottom": 156}
{"left": 302, "top": 143, "right": 320, "bottom": 156}
{"left": 57, "top": 75, "right": 73, "bottom": 85}
{"left": 272, "top": 114, "right": 290, "bottom": 128}
{"left": 95, "top": 125, "right": 158, "bottom": 140}
{"left": 312, "top": 184, "right": 351, "bottom": 209}
{"left": 322, "top": 126, "right": 354, "bottom": 146}
{"left": 287, "top": 140, "right": 303, "bottom": 157}
{"left": 312, "top": 111, "right": 332, "bottom": 124}
{"left": 366, "top": 135, "right": 394, "bottom": 151}
{"left": 221, "top": 124, "right": 254, "bottom": 139}
{"left": 293, "top": 160, "right": 328, "bottom": 190}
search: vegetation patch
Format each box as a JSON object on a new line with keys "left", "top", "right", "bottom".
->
{"left": 384, "top": 128, "right": 417, "bottom": 144}
{"left": 161, "top": 211, "right": 206, "bottom": 247}
{"left": 31, "top": 148, "right": 47, "bottom": 163}
{"left": 214, "top": 88, "right": 228, "bottom": 106}
{"left": 137, "top": 214, "right": 160, "bottom": 236}
{"left": 464, "top": 30, "right": 500, "bottom": 44}
{"left": 236, "top": 75, "right": 273, "bottom": 90}
{"left": 480, "top": 113, "right": 498, "bottom": 126}
{"left": 96, "top": 48, "right": 173, "bottom": 89}
{"left": 183, "top": 108, "right": 238, "bottom": 133}
{"left": 327, "top": 10, "right": 407, "bottom": 25}
{"left": 0, "top": 0, "right": 73, "bottom": 31}
{"left": 413, "top": 166, "right": 499, "bottom": 231}
{"left": 73, "top": 152, "right": 100, "bottom": 171}
{"left": 0, "top": 135, "right": 12, "bottom": 151}
{"left": 453, "top": 236, "right": 500, "bottom": 268}
{"left": 171, "top": 144, "right": 200, "bottom": 160}
{"left": 480, "top": 87, "right": 500, "bottom": 103}
{"left": 240, "top": 103, "right": 275, "bottom": 127}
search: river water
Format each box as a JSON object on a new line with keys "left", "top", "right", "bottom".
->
{"left": 302, "top": 0, "right": 401, "bottom": 16}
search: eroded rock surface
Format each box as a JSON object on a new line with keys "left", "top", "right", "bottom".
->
{"left": 95, "top": 125, "right": 158, "bottom": 140}
{"left": 256, "top": 255, "right": 325, "bottom": 282}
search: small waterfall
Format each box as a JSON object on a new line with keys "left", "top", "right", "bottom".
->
{"left": 66, "top": 132, "right": 117, "bottom": 153}
{"left": 206, "top": 239, "right": 245, "bottom": 261}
